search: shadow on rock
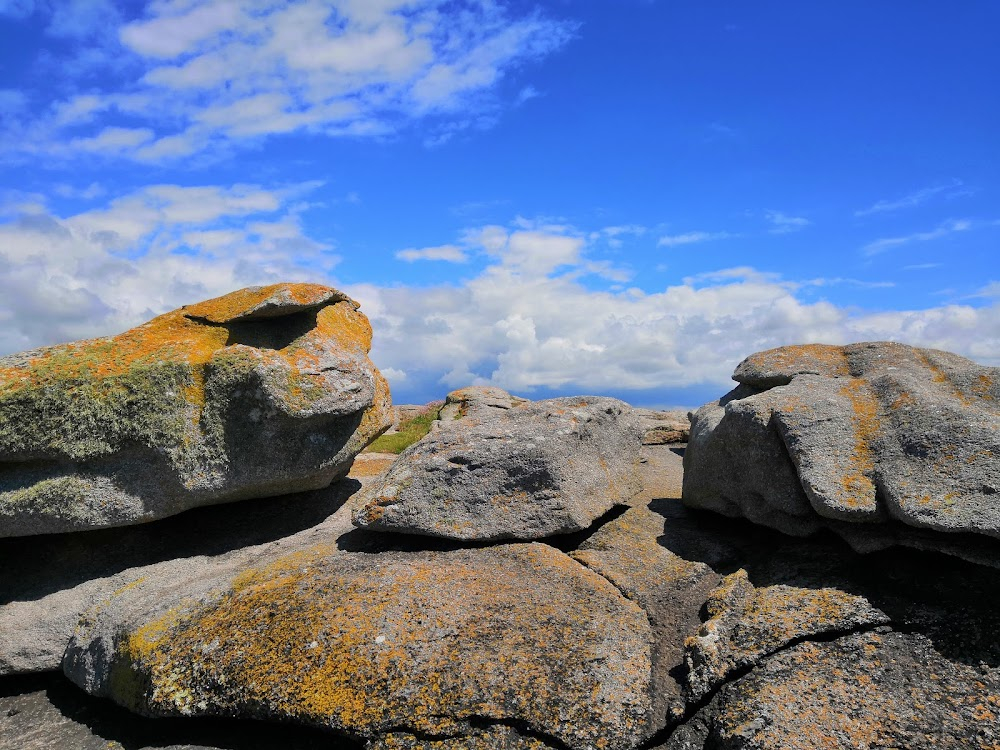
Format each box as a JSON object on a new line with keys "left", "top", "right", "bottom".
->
{"left": 648, "top": 497, "right": 1000, "bottom": 669}
{"left": 0, "top": 479, "right": 360, "bottom": 606}
{"left": 1, "top": 671, "right": 361, "bottom": 750}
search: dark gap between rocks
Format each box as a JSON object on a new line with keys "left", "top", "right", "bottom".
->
{"left": 378, "top": 716, "right": 568, "bottom": 750}
{"left": 543, "top": 503, "right": 630, "bottom": 553}
{"left": 649, "top": 497, "right": 1000, "bottom": 668}
{"left": 186, "top": 308, "right": 319, "bottom": 351}
{"left": 0, "top": 479, "right": 358, "bottom": 605}
{"left": 639, "top": 622, "right": 906, "bottom": 749}
{"left": 0, "top": 670, "right": 362, "bottom": 750}
{"left": 336, "top": 503, "right": 631, "bottom": 554}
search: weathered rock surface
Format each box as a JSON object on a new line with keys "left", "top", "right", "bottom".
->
{"left": 0, "top": 479, "right": 364, "bottom": 675}
{"left": 633, "top": 409, "right": 690, "bottom": 445}
{"left": 0, "top": 672, "right": 348, "bottom": 750}
{"left": 680, "top": 569, "right": 889, "bottom": 703}
{"left": 570, "top": 494, "right": 719, "bottom": 723}
{"left": 683, "top": 342, "right": 1000, "bottom": 563}
{"left": 436, "top": 386, "right": 529, "bottom": 421}
{"left": 353, "top": 388, "right": 643, "bottom": 541}
{"left": 0, "top": 283, "right": 391, "bottom": 537}
{"left": 4, "top": 440, "right": 1000, "bottom": 749}
{"left": 665, "top": 630, "right": 1000, "bottom": 750}
{"left": 64, "top": 542, "right": 653, "bottom": 750}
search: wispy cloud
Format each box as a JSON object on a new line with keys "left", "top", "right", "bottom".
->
{"left": 396, "top": 244, "right": 468, "bottom": 263}
{"left": 903, "top": 262, "right": 943, "bottom": 271}
{"left": 975, "top": 282, "right": 1000, "bottom": 299}
{"left": 658, "top": 230, "right": 733, "bottom": 247}
{"left": 855, "top": 179, "right": 966, "bottom": 217}
{"left": 801, "top": 277, "right": 895, "bottom": 289}
{"left": 862, "top": 218, "right": 972, "bottom": 256}
{"left": 764, "top": 210, "right": 809, "bottom": 234}
{"left": 4, "top": 1, "right": 577, "bottom": 163}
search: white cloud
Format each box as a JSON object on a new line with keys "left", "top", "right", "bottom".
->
{"left": 764, "top": 210, "right": 810, "bottom": 234}
{"left": 801, "top": 277, "right": 895, "bottom": 290}
{"left": 973, "top": 282, "right": 1000, "bottom": 299}
{"left": 354, "top": 247, "right": 1000, "bottom": 400}
{"left": 3, "top": 201, "right": 998, "bottom": 405}
{"left": 396, "top": 244, "right": 468, "bottom": 262}
{"left": 350, "top": 226, "right": 1000, "bottom": 400}
{"left": 862, "top": 218, "right": 972, "bottom": 256}
{"left": 69, "top": 126, "right": 155, "bottom": 154}
{"left": 0, "top": 182, "right": 336, "bottom": 353}
{"left": 54, "top": 182, "right": 105, "bottom": 200}
{"left": 855, "top": 179, "right": 965, "bottom": 217}
{"left": 119, "top": 1, "right": 245, "bottom": 59}
{"left": 658, "top": 231, "right": 733, "bottom": 247}
{"left": 11, "top": 1, "right": 576, "bottom": 162}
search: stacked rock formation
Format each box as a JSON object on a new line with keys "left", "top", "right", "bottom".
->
{"left": 0, "top": 283, "right": 391, "bottom": 537}
{"left": 353, "top": 386, "right": 644, "bottom": 540}
{"left": 683, "top": 341, "right": 1000, "bottom": 565}
{"left": 3, "top": 331, "right": 1000, "bottom": 750}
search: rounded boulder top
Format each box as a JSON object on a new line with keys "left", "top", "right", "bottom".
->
{"left": 182, "top": 283, "right": 356, "bottom": 323}
{"left": 0, "top": 282, "right": 391, "bottom": 538}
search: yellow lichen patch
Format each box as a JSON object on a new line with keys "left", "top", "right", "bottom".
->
{"left": 714, "top": 631, "right": 1000, "bottom": 749}
{"left": 0, "top": 314, "right": 228, "bottom": 394}
{"left": 912, "top": 350, "right": 999, "bottom": 408}
{"left": 115, "top": 544, "right": 652, "bottom": 749}
{"left": 838, "top": 379, "right": 880, "bottom": 510}
{"left": 972, "top": 374, "right": 996, "bottom": 402}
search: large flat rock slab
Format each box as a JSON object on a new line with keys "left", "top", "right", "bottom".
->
{"left": 64, "top": 542, "right": 654, "bottom": 750}
{"left": 683, "top": 342, "right": 1000, "bottom": 563}
{"left": 0, "top": 283, "right": 391, "bottom": 537}
{"left": 353, "top": 388, "right": 643, "bottom": 541}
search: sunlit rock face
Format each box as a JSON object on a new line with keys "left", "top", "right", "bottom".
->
{"left": 0, "top": 283, "right": 391, "bottom": 537}
{"left": 683, "top": 342, "right": 1000, "bottom": 565}
{"left": 63, "top": 541, "right": 654, "bottom": 750}
{"left": 353, "top": 387, "right": 644, "bottom": 541}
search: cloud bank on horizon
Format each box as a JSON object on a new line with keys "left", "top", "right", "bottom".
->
{"left": 1, "top": 0, "right": 998, "bottom": 406}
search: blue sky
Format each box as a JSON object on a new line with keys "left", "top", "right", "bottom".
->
{"left": 1, "top": 0, "right": 998, "bottom": 407}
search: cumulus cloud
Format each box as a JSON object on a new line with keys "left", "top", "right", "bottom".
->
{"left": 350, "top": 225, "right": 1000, "bottom": 401}
{"left": 355, "top": 248, "right": 1000, "bottom": 402}
{"left": 0, "top": 182, "right": 336, "bottom": 353}
{"left": 3, "top": 197, "right": 998, "bottom": 404}
{"left": 7, "top": 0, "right": 576, "bottom": 162}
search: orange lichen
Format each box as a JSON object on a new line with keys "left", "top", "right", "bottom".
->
{"left": 890, "top": 392, "right": 916, "bottom": 410}
{"left": 838, "top": 379, "right": 879, "bottom": 508}
{"left": 115, "top": 544, "right": 652, "bottom": 748}
{"left": 182, "top": 283, "right": 348, "bottom": 323}
{"left": 742, "top": 344, "right": 851, "bottom": 380}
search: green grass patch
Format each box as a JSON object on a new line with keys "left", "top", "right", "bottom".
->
{"left": 364, "top": 407, "right": 441, "bottom": 454}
